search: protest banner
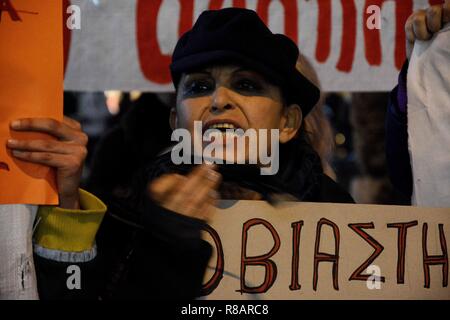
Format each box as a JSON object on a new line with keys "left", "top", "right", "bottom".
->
{"left": 201, "top": 201, "right": 450, "bottom": 299}
{"left": 61, "top": 0, "right": 443, "bottom": 92}
{"left": 0, "top": 0, "right": 62, "bottom": 204}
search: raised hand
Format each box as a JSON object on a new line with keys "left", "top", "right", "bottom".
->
{"left": 149, "top": 163, "right": 222, "bottom": 221}
{"left": 7, "top": 117, "right": 88, "bottom": 209}
{"left": 405, "top": 0, "right": 450, "bottom": 59}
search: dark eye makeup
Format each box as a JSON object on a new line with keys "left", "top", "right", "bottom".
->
{"left": 182, "top": 77, "right": 214, "bottom": 97}
{"left": 233, "top": 77, "right": 264, "bottom": 93}
{"left": 181, "top": 69, "right": 269, "bottom": 98}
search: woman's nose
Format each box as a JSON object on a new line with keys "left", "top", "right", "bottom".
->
{"left": 210, "top": 86, "right": 235, "bottom": 113}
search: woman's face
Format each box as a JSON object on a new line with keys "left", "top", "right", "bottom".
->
{"left": 172, "top": 64, "right": 301, "bottom": 162}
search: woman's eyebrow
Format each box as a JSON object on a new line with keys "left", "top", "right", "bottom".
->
{"left": 187, "top": 70, "right": 211, "bottom": 76}
{"left": 231, "top": 68, "right": 266, "bottom": 81}
{"left": 232, "top": 67, "right": 254, "bottom": 74}
{"left": 232, "top": 68, "right": 268, "bottom": 83}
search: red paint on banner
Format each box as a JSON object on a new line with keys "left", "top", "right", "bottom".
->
{"left": 134, "top": 0, "right": 417, "bottom": 85}
{"left": 364, "top": 0, "right": 413, "bottom": 69}
{"left": 257, "top": 0, "right": 298, "bottom": 44}
{"left": 316, "top": 0, "right": 331, "bottom": 63}
{"left": 201, "top": 225, "right": 225, "bottom": 296}
{"left": 240, "top": 218, "right": 280, "bottom": 294}
{"left": 387, "top": 221, "right": 418, "bottom": 284}
{"left": 179, "top": 0, "right": 194, "bottom": 36}
{"left": 136, "top": 0, "right": 172, "bottom": 84}
{"left": 394, "top": 1, "right": 413, "bottom": 69}
{"left": 313, "top": 218, "right": 340, "bottom": 291}
{"left": 336, "top": 0, "right": 357, "bottom": 72}
{"left": 209, "top": 0, "right": 246, "bottom": 10}
{"left": 422, "top": 223, "right": 448, "bottom": 288}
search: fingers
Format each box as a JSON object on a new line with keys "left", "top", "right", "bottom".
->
{"left": 7, "top": 118, "right": 88, "bottom": 169}
{"left": 405, "top": 15, "right": 415, "bottom": 59}
{"left": 195, "top": 192, "right": 220, "bottom": 221}
{"left": 412, "top": 10, "right": 432, "bottom": 40}
{"left": 7, "top": 137, "right": 87, "bottom": 170}
{"left": 8, "top": 150, "right": 83, "bottom": 170}
{"left": 149, "top": 173, "right": 185, "bottom": 203}
{"left": 409, "top": 4, "right": 449, "bottom": 38}
{"left": 10, "top": 118, "right": 88, "bottom": 145}
{"left": 63, "top": 116, "right": 82, "bottom": 131}
{"left": 6, "top": 138, "right": 85, "bottom": 155}
{"left": 8, "top": 117, "right": 88, "bottom": 209}
{"left": 148, "top": 164, "right": 222, "bottom": 220}
{"left": 444, "top": 0, "right": 450, "bottom": 24}
{"left": 405, "top": 3, "right": 449, "bottom": 60}
{"left": 170, "top": 164, "right": 220, "bottom": 205}
{"left": 172, "top": 165, "right": 221, "bottom": 216}
{"left": 426, "top": 5, "right": 443, "bottom": 33}
{"left": 149, "top": 168, "right": 220, "bottom": 205}
{"left": 405, "top": 15, "right": 416, "bottom": 43}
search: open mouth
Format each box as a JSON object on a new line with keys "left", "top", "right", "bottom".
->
{"left": 203, "top": 120, "right": 243, "bottom": 133}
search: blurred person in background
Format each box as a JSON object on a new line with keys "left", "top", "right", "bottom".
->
{"left": 296, "top": 55, "right": 337, "bottom": 181}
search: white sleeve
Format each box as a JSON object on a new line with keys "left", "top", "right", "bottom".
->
{"left": 407, "top": 23, "right": 450, "bottom": 208}
{"left": 0, "top": 205, "right": 39, "bottom": 300}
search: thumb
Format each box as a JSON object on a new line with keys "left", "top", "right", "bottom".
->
{"left": 444, "top": 0, "right": 450, "bottom": 24}
{"left": 148, "top": 174, "right": 183, "bottom": 203}
{"left": 63, "top": 116, "right": 82, "bottom": 130}
{"left": 406, "top": 41, "right": 414, "bottom": 61}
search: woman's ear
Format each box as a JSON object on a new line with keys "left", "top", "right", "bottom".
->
{"left": 279, "top": 104, "right": 302, "bottom": 143}
{"left": 169, "top": 107, "right": 177, "bottom": 130}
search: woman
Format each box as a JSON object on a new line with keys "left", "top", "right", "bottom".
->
{"left": 84, "top": 8, "right": 352, "bottom": 300}
{"left": 124, "top": 8, "right": 353, "bottom": 214}
{"left": 7, "top": 6, "right": 447, "bottom": 300}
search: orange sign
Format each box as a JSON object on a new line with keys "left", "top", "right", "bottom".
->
{"left": 0, "top": 0, "right": 62, "bottom": 204}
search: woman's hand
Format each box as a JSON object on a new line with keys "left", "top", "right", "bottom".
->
{"left": 149, "top": 164, "right": 222, "bottom": 221}
{"left": 7, "top": 117, "right": 88, "bottom": 210}
{"left": 405, "top": 0, "right": 450, "bottom": 59}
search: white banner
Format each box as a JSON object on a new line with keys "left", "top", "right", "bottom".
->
{"left": 58, "top": 0, "right": 441, "bottom": 92}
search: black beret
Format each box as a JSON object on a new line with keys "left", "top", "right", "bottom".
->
{"left": 170, "top": 8, "right": 320, "bottom": 115}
